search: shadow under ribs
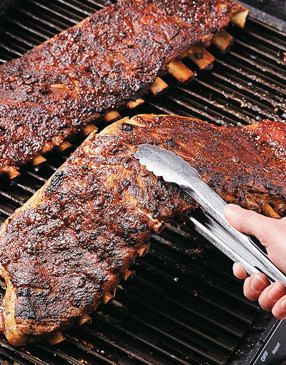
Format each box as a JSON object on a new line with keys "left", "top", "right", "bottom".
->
{"left": 0, "top": 0, "right": 244, "bottom": 178}
{"left": 0, "top": 114, "right": 286, "bottom": 346}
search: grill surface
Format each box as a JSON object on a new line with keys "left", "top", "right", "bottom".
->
{"left": 0, "top": 1, "right": 285, "bottom": 364}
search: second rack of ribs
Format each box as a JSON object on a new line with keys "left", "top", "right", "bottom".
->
{"left": 0, "top": 0, "right": 242, "bottom": 175}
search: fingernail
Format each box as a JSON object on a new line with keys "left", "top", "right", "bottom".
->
{"left": 269, "top": 284, "right": 284, "bottom": 301}
{"left": 250, "top": 275, "right": 266, "bottom": 292}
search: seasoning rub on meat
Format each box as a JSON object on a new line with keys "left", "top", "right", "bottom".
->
{"left": 0, "top": 0, "right": 243, "bottom": 177}
{"left": 1, "top": 114, "right": 286, "bottom": 346}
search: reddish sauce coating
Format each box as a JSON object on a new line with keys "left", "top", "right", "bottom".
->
{"left": 0, "top": 114, "right": 286, "bottom": 345}
{"left": 0, "top": 0, "right": 241, "bottom": 173}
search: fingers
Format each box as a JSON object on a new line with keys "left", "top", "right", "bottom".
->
{"left": 258, "top": 282, "right": 286, "bottom": 311}
{"left": 232, "top": 264, "right": 269, "bottom": 302}
{"left": 236, "top": 271, "right": 286, "bottom": 319}
{"left": 224, "top": 204, "right": 279, "bottom": 247}
{"left": 243, "top": 273, "right": 269, "bottom": 301}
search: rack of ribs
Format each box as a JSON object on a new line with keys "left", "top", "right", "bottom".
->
{"left": 0, "top": 0, "right": 246, "bottom": 178}
{"left": 0, "top": 114, "right": 286, "bottom": 346}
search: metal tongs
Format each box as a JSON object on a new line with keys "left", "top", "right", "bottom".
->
{"left": 135, "top": 144, "right": 286, "bottom": 286}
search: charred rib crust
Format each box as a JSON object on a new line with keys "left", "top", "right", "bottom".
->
{"left": 0, "top": 0, "right": 242, "bottom": 173}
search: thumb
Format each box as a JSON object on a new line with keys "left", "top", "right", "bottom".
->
{"left": 224, "top": 204, "right": 281, "bottom": 248}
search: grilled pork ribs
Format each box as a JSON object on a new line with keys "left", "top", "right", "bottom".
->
{"left": 0, "top": 0, "right": 242, "bottom": 176}
{"left": 0, "top": 114, "right": 286, "bottom": 346}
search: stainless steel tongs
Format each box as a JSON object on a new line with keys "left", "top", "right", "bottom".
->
{"left": 135, "top": 144, "right": 286, "bottom": 286}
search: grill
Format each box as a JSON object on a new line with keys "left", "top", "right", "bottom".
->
{"left": 0, "top": 1, "right": 286, "bottom": 364}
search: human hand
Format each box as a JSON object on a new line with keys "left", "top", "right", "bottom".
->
{"left": 224, "top": 204, "right": 286, "bottom": 319}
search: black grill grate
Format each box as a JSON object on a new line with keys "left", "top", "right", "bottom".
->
{"left": 0, "top": 1, "right": 285, "bottom": 364}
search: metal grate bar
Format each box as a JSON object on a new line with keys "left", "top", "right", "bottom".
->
{"left": 35, "top": 344, "right": 85, "bottom": 365}
{"left": 137, "top": 259, "right": 253, "bottom": 330}
{"left": 132, "top": 271, "right": 246, "bottom": 338}
{"left": 108, "top": 305, "right": 228, "bottom": 365}
{"left": 228, "top": 49, "right": 285, "bottom": 81}
{"left": 215, "top": 58, "right": 286, "bottom": 98}
{"left": 95, "top": 309, "right": 195, "bottom": 365}
{"left": 25, "top": 0, "right": 81, "bottom": 25}
{"left": 79, "top": 325, "right": 161, "bottom": 365}
{"left": 0, "top": 339, "right": 47, "bottom": 365}
{"left": 53, "top": 0, "right": 106, "bottom": 16}
{"left": 63, "top": 335, "right": 117, "bottom": 365}
{"left": 12, "top": 6, "right": 65, "bottom": 33}
{"left": 129, "top": 291, "right": 235, "bottom": 352}
{"left": 235, "top": 38, "right": 285, "bottom": 66}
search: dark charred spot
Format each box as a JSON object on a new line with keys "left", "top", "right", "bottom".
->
{"left": 122, "top": 123, "right": 133, "bottom": 132}
{"left": 16, "top": 306, "right": 37, "bottom": 321}
{"left": 165, "top": 139, "right": 175, "bottom": 147}
{"left": 72, "top": 118, "right": 82, "bottom": 127}
{"left": 121, "top": 179, "right": 130, "bottom": 190}
{"left": 39, "top": 85, "right": 50, "bottom": 95}
{"left": 122, "top": 231, "right": 134, "bottom": 242}
{"left": 47, "top": 170, "right": 67, "bottom": 193}
{"left": 84, "top": 66, "right": 92, "bottom": 73}
{"left": 17, "top": 287, "right": 31, "bottom": 298}
{"left": 90, "top": 232, "right": 99, "bottom": 241}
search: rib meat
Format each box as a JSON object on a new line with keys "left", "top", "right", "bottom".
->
{"left": 0, "top": 0, "right": 242, "bottom": 175}
{"left": 0, "top": 114, "right": 286, "bottom": 346}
